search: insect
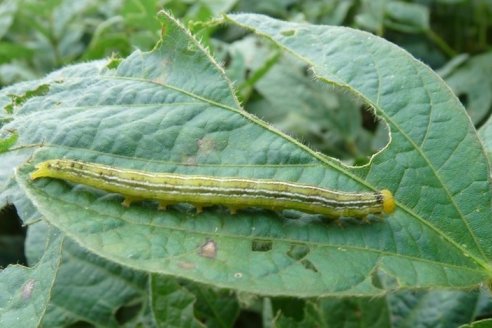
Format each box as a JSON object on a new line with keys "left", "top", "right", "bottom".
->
{"left": 30, "top": 159, "right": 395, "bottom": 219}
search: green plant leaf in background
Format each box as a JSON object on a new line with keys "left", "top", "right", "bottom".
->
{"left": 272, "top": 297, "right": 391, "bottom": 327}
{"left": 260, "top": 288, "right": 492, "bottom": 327}
{"left": 25, "top": 221, "right": 148, "bottom": 327}
{"left": 460, "top": 319, "right": 492, "bottom": 328}
{"left": 0, "top": 228, "right": 62, "bottom": 327}
{"left": 443, "top": 52, "right": 492, "bottom": 125}
{"left": 150, "top": 274, "right": 239, "bottom": 327}
{"left": 388, "top": 290, "right": 490, "bottom": 328}
{"left": 150, "top": 274, "right": 206, "bottom": 328}
{"left": 3, "top": 10, "right": 492, "bottom": 301}
{"left": 0, "top": 0, "right": 17, "bottom": 39}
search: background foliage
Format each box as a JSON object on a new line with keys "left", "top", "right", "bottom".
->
{"left": 1, "top": 0, "right": 492, "bottom": 327}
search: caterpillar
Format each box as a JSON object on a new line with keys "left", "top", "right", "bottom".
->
{"left": 30, "top": 159, "right": 395, "bottom": 219}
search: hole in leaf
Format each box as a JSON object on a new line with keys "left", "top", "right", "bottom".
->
{"left": 371, "top": 267, "right": 399, "bottom": 290}
{"left": 0, "top": 204, "right": 27, "bottom": 267}
{"left": 251, "top": 239, "right": 273, "bottom": 252}
{"left": 300, "top": 259, "right": 318, "bottom": 273}
{"left": 5, "top": 84, "right": 50, "bottom": 114}
{"left": 286, "top": 244, "right": 309, "bottom": 261}
{"left": 106, "top": 57, "right": 122, "bottom": 70}
{"left": 360, "top": 104, "right": 379, "bottom": 132}
{"left": 0, "top": 130, "right": 18, "bottom": 153}
{"left": 457, "top": 93, "right": 469, "bottom": 108}
{"left": 271, "top": 297, "right": 306, "bottom": 321}
{"left": 115, "top": 301, "right": 143, "bottom": 325}
{"left": 244, "top": 55, "right": 390, "bottom": 165}
{"left": 245, "top": 67, "right": 252, "bottom": 79}
{"left": 234, "top": 309, "right": 262, "bottom": 328}
{"left": 302, "top": 64, "right": 310, "bottom": 77}
{"left": 287, "top": 244, "right": 318, "bottom": 272}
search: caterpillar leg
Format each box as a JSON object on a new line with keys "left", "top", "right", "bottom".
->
{"left": 121, "top": 197, "right": 137, "bottom": 207}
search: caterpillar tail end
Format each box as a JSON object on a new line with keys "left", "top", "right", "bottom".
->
{"left": 30, "top": 162, "right": 51, "bottom": 180}
{"left": 380, "top": 189, "right": 395, "bottom": 214}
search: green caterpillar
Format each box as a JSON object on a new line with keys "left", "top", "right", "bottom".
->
{"left": 31, "top": 159, "right": 396, "bottom": 219}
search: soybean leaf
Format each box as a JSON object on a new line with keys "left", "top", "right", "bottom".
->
{"left": 5, "top": 11, "right": 492, "bottom": 298}
{"left": 0, "top": 228, "right": 62, "bottom": 327}
{"left": 24, "top": 222, "right": 148, "bottom": 328}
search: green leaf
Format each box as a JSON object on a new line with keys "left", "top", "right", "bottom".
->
{"left": 24, "top": 222, "right": 148, "bottom": 327}
{"left": 355, "top": 0, "right": 388, "bottom": 34}
{"left": 271, "top": 297, "right": 390, "bottom": 328}
{"left": 299, "top": 0, "right": 354, "bottom": 26}
{"left": 478, "top": 117, "right": 492, "bottom": 163}
{"left": 201, "top": 0, "right": 237, "bottom": 16}
{"left": 444, "top": 52, "right": 492, "bottom": 125}
{"left": 121, "top": 0, "right": 162, "bottom": 51}
{"left": 0, "top": 0, "right": 17, "bottom": 38}
{"left": 0, "top": 62, "right": 38, "bottom": 86}
{"left": 389, "top": 290, "right": 484, "bottom": 327}
{"left": 5, "top": 11, "right": 492, "bottom": 298}
{"left": 355, "top": 0, "right": 430, "bottom": 34}
{"left": 461, "top": 319, "right": 492, "bottom": 328}
{"left": 149, "top": 274, "right": 239, "bottom": 327}
{"left": 268, "top": 290, "right": 489, "bottom": 327}
{"left": 0, "top": 42, "right": 34, "bottom": 65}
{"left": 4, "top": 84, "right": 50, "bottom": 114}
{"left": 0, "top": 228, "right": 62, "bottom": 327}
{"left": 184, "top": 282, "right": 240, "bottom": 327}
{"left": 384, "top": 1, "right": 430, "bottom": 33}
{"left": 150, "top": 275, "right": 205, "bottom": 328}
{"left": 0, "top": 130, "right": 17, "bottom": 154}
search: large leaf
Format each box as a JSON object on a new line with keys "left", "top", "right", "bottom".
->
{"left": 266, "top": 290, "right": 489, "bottom": 327}
{"left": 5, "top": 11, "right": 492, "bottom": 297}
{"left": 24, "top": 221, "right": 148, "bottom": 327}
{"left": 0, "top": 228, "right": 62, "bottom": 327}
